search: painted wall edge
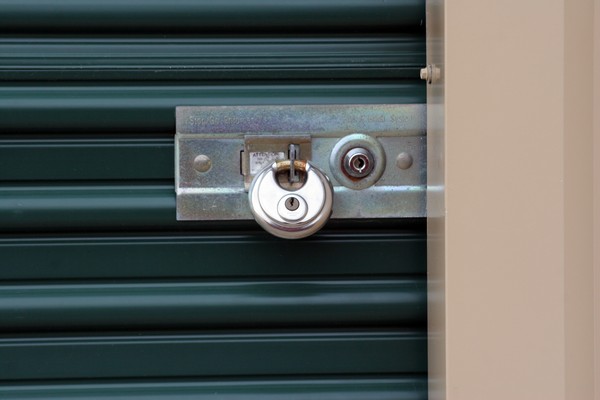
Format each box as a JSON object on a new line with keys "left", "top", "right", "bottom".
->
{"left": 426, "top": 0, "right": 599, "bottom": 398}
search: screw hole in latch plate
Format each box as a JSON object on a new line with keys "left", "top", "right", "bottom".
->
{"left": 175, "top": 104, "right": 426, "bottom": 221}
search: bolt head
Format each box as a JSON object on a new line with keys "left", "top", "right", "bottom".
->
{"left": 193, "top": 154, "right": 212, "bottom": 173}
{"left": 395, "top": 152, "right": 413, "bottom": 170}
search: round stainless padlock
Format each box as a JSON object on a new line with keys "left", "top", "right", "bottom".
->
{"left": 249, "top": 160, "right": 333, "bottom": 239}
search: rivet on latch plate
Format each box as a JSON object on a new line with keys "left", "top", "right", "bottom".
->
{"left": 396, "top": 152, "right": 414, "bottom": 170}
{"left": 193, "top": 154, "right": 212, "bottom": 173}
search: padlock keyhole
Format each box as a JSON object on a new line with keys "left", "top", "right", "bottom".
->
{"left": 284, "top": 196, "right": 300, "bottom": 211}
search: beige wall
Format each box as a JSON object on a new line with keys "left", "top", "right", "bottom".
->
{"left": 427, "top": 0, "right": 598, "bottom": 399}
{"left": 594, "top": 0, "right": 600, "bottom": 395}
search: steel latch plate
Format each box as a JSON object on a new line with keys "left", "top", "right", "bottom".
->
{"left": 176, "top": 104, "right": 426, "bottom": 220}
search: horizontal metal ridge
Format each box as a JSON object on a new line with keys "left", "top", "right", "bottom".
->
{"left": 0, "top": 82, "right": 425, "bottom": 133}
{"left": 0, "top": 279, "right": 426, "bottom": 332}
{"left": 0, "top": 185, "right": 174, "bottom": 231}
{"left": 0, "top": 185, "right": 426, "bottom": 231}
{"left": 0, "top": 376, "right": 428, "bottom": 400}
{"left": 0, "top": 100, "right": 424, "bottom": 182}
{"left": 0, "top": 331, "right": 427, "bottom": 380}
{"left": 0, "top": 138, "right": 174, "bottom": 181}
{"left": 0, "top": 233, "right": 426, "bottom": 280}
{"left": 0, "top": 36, "right": 424, "bottom": 81}
{"left": 0, "top": 0, "right": 424, "bottom": 33}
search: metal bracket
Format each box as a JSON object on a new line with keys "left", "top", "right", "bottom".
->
{"left": 176, "top": 104, "right": 426, "bottom": 220}
{"left": 241, "top": 135, "right": 312, "bottom": 190}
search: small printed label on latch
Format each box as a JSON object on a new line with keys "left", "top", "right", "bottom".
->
{"left": 249, "top": 152, "right": 286, "bottom": 175}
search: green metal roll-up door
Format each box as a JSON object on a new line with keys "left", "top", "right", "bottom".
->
{"left": 0, "top": 1, "right": 427, "bottom": 399}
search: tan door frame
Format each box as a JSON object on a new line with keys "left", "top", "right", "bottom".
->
{"left": 426, "top": 0, "right": 599, "bottom": 398}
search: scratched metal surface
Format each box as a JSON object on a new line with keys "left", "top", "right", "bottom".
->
{"left": 176, "top": 104, "right": 426, "bottom": 220}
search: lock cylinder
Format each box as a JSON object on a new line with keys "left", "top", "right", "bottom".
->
{"left": 329, "top": 133, "right": 386, "bottom": 190}
{"left": 343, "top": 147, "right": 375, "bottom": 178}
{"left": 249, "top": 160, "right": 333, "bottom": 239}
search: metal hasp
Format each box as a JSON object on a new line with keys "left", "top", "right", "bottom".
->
{"left": 175, "top": 104, "right": 426, "bottom": 221}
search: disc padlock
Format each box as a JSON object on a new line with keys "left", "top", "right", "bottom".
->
{"left": 249, "top": 159, "right": 333, "bottom": 239}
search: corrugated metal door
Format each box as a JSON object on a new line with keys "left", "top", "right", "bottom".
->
{"left": 0, "top": 1, "right": 427, "bottom": 398}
